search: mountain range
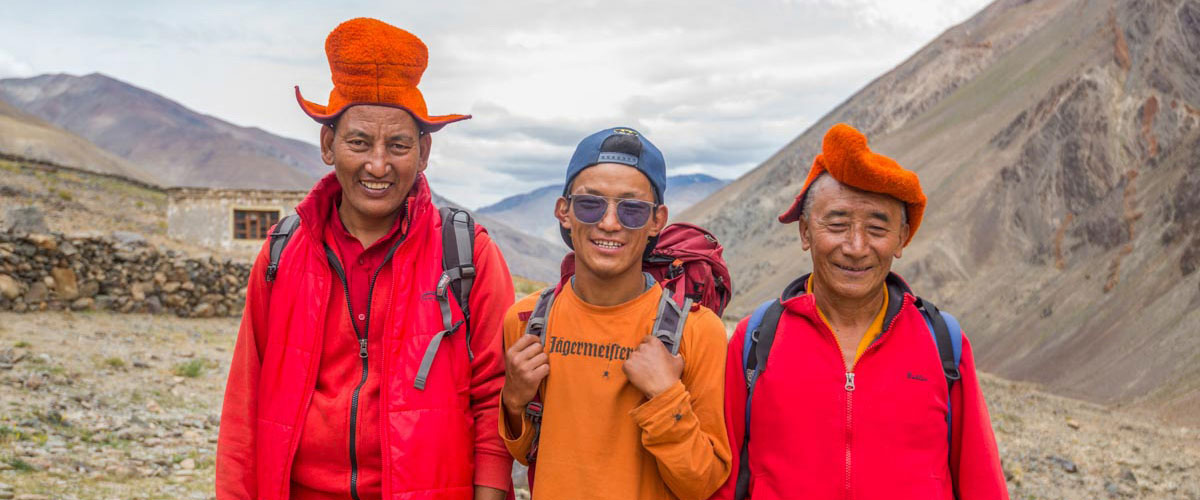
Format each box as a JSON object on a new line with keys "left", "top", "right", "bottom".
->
{"left": 0, "top": 73, "right": 566, "bottom": 282}
{"left": 679, "top": 0, "right": 1200, "bottom": 423}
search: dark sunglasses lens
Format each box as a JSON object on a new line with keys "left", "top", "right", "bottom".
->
{"left": 616, "top": 200, "right": 653, "bottom": 228}
{"left": 572, "top": 196, "right": 607, "bottom": 223}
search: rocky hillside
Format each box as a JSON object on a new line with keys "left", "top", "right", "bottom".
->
{"left": 0, "top": 311, "right": 1195, "bottom": 500}
{"left": 679, "top": 0, "right": 1200, "bottom": 424}
{"left": 0, "top": 97, "right": 158, "bottom": 186}
{"left": 0, "top": 73, "right": 324, "bottom": 190}
{"left": 478, "top": 174, "right": 728, "bottom": 244}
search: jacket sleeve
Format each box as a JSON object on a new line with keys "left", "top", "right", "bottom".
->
{"left": 467, "top": 228, "right": 516, "bottom": 491}
{"left": 630, "top": 308, "right": 733, "bottom": 500}
{"left": 215, "top": 243, "right": 272, "bottom": 500}
{"left": 708, "top": 316, "right": 750, "bottom": 500}
{"left": 950, "top": 334, "right": 1010, "bottom": 500}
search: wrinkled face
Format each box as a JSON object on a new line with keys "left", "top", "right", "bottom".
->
{"left": 556, "top": 163, "right": 668, "bottom": 282}
{"left": 320, "top": 105, "right": 431, "bottom": 225}
{"left": 798, "top": 179, "right": 909, "bottom": 303}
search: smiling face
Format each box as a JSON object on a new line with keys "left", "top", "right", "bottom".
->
{"left": 320, "top": 104, "right": 431, "bottom": 229}
{"left": 798, "top": 177, "right": 910, "bottom": 304}
{"left": 557, "top": 163, "right": 668, "bottom": 283}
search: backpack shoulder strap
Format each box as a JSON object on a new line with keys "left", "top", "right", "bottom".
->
{"left": 522, "top": 287, "right": 556, "bottom": 465}
{"left": 439, "top": 207, "right": 476, "bottom": 318}
{"left": 413, "top": 207, "right": 477, "bottom": 391}
{"left": 265, "top": 214, "right": 301, "bottom": 283}
{"left": 916, "top": 295, "right": 964, "bottom": 499}
{"left": 734, "top": 298, "right": 784, "bottom": 500}
{"left": 915, "top": 297, "right": 962, "bottom": 391}
{"left": 650, "top": 285, "right": 692, "bottom": 356}
{"left": 523, "top": 287, "right": 557, "bottom": 343}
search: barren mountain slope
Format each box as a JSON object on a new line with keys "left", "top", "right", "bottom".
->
{"left": 0, "top": 97, "right": 159, "bottom": 185}
{"left": 0, "top": 74, "right": 323, "bottom": 190}
{"left": 680, "top": 0, "right": 1200, "bottom": 423}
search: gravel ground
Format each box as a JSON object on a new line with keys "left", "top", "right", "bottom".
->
{"left": 0, "top": 311, "right": 1195, "bottom": 500}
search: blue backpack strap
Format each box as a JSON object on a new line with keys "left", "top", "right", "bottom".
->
{"left": 916, "top": 296, "right": 963, "bottom": 499}
{"left": 734, "top": 298, "right": 783, "bottom": 500}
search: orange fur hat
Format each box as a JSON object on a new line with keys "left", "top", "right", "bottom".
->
{"left": 295, "top": 18, "right": 469, "bottom": 132}
{"left": 778, "top": 123, "right": 926, "bottom": 246}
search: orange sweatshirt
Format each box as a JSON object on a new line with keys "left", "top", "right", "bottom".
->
{"left": 500, "top": 283, "right": 732, "bottom": 500}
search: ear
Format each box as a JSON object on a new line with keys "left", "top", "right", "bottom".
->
{"left": 417, "top": 132, "right": 432, "bottom": 173}
{"left": 648, "top": 204, "right": 669, "bottom": 237}
{"left": 320, "top": 124, "right": 335, "bottom": 166}
{"left": 555, "top": 196, "right": 572, "bottom": 230}
{"left": 894, "top": 222, "right": 910, "bottom": 259}
{"left": 797, "top": 216, "right": 812, "bottom": 251}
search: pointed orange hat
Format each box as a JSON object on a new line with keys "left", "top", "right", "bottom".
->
{"left": 295, "top": 18, "right": 470, "bottom": 132}
{"left": 778, "top": 123, "right": 926, "bottom": 246}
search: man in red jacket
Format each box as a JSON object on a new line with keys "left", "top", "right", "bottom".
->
{"left": 215, "top": 18, "right": 514, "bottom": 500}
{"left": 712, "top": 123, "right": 1008, "bottom": 500}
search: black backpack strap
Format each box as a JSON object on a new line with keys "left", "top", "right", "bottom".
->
{"left": 650, "top": 287, "right": 692, "bottom": 356}
{"left": 734, "top": 299, "right": 784, "bottom": 500}
{"left": 413, "top": 208, "right": 477, "bottom": 390}
{"left": 522, "top": 287, "right": 556, "bottom": 465}
{"left": 265, "top": 214, "right": 300, "bottom": 282}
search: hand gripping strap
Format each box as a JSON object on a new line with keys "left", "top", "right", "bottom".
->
{"left": 522, "top": 288, "right": 556, "bottom": 464}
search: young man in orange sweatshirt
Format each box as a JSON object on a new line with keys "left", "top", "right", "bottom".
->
{"left": 498, "top": 127, "right": 732, "bottom": 500}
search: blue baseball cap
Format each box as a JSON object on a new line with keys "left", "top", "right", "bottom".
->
{"left": 560, "top": 126, "right": 667, "bottom": 253}
{"left": 563, "top": 126, "right": 666, "bottom": 203}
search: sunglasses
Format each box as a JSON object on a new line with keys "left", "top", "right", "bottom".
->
{"left": 566, "top": 194, "right": 658, "bottom": 229}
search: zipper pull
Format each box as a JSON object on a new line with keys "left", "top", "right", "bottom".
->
{"left": 359, "top": 338, "right": 369, "bottom": 359}
{"left": 845, "top": 372, "right": 856, "bottom": 392}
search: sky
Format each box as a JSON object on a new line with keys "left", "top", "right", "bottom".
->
{"left": 0, "top": 0, "right": 990, "bottom": 208}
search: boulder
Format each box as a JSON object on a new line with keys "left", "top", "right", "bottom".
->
{"left": 0, "top": 274, "right": 20, "bottom": 300}
{"left": 51, "top": 267, "right": 79, "bottom": 300}
{"left": 5, "top": 206, "right": 47, "bottom": 234}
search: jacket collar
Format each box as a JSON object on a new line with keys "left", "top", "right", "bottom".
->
{"left": 295, "top": 171, "right": 434, "bottom": 243}
{"left": 780, "top": 272, "right": 912, "bottom": 333}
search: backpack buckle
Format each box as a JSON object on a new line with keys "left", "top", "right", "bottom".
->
{"left": 459, "top": 264, "right": 476, "bottom": 279}
{"left": 525, "top": 401, "right": 543, "bottom": 423}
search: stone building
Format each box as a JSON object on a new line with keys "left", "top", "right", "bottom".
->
{"left": 167, "top": 188, "right": 307, "bottom": 256}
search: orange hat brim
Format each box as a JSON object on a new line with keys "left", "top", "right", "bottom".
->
{"left": 779, "top": 123, "right": 926, "bottom": 247}
{"left": 295, "top": 86, "right": 470, "bottom": 133}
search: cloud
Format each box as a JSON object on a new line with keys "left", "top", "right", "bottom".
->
{"left": 0, "top": 50, "right": 33, "bottom": 79}
{"left": 0, "top": 0, "right": 990, "bottom": 207}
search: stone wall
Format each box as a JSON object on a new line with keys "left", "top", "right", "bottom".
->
{"left": 0, "top": 230, "right": 249, "bottom": 317}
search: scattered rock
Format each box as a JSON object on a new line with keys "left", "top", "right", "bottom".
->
{"left": 70, "top": 297, "right": 94, "bottom": 311}
{"left": 1066, "top": 418, "right": 1080, "bottom": 430}
{"left": 180, "top": 458, "right": 196, "bottom": 470}
{"left": 5, "top": 206, "right": 48, "bottom": 234}
{"left": 110, "top": 231, "right": 146, "bottom": 246}
{"left": 1048, "top": 455, "right": 1079, "bottom": 473}
{"left": 26, "top": 234, "right": 57, "bottom": 252}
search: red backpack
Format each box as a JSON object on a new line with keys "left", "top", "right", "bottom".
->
{"left": 520, "top": 222, "right": 733, "bottom": 471}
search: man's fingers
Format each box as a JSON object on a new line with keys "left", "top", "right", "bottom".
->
{"left": 510, "top": 333, "right": 539, "bottom": 351}
{"left": 528, "top": 352, "right": 549, "bottom": 368}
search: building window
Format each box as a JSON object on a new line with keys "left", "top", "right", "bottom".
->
{"left": 233, "top": 209, "right": 280, "bottom": 240}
